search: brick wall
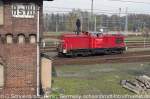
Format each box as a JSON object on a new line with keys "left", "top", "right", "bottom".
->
{"left": 0, "top": 44, "right": 37, "bottom": 96}
{"left": 0, "top": 0, "right": 43, "bottom": 96}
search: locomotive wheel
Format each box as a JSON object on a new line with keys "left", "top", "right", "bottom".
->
{"left": 105, "top": 49, "right": 112, "bottom": 55}
{"left": 82, "top": 52, "right": 89, "bottom": 57}
{"left": 91, "top": 50, "right": 96, "bottom": 55}
{"left": 73, "top": 53, "right": 78, "bottom": 57}
{"left": 118, "top": 50, "right": 123, "bottom": 54}
{"left": 58, "top": 52, "right": 63, "bottom": 57}
{"left": 69, "top": 52, "right": 74, "bottom": 57}
{"left": 68, "top": 51, "right": 77, "bottom": 58}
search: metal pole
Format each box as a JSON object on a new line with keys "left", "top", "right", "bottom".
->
{"left": 91, "top": 0, "right": 94, "bottom": 31}
{"left": 125, "top": 7, "right": 128, "bottom": 32}
{"left": 37, "top": 6, "right": 40, "bottom": 96}
{"left": 81, "top": 16, "right": 83, "bottom": 32}
{"left": 119, "top": 8, "right": 121, "bottom": 31}
{"left": 94, "top": 15, "right": 97, "bottom": 31}
{"left": 144, "top": 37, "right": 146, "bottom": 48}
{"left": 88, "top": 17, "right": 90, "bottom": 31}
{"left": 56, "top": 14, "right": 58, "bottom": 32}
{"left": 56, "top": 20, "right": 58, "bottom": 32}
{"left": 91, "top": 0, "right": 93, "bottom": 17}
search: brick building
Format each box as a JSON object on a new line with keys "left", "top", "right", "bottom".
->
{"left": 0, "top": 0, "right": 53, "bottom": 97}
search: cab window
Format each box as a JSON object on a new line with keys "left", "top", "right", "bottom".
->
{"left": 116, "top": 38, "right": 123, "bottom": 44}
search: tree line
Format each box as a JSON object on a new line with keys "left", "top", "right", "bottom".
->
{"left": 43, "top": 9, "right": 150, "bottom": 33}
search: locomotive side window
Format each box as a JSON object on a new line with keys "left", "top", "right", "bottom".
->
{"left": 116, "top": 38, "right": 123, "bottom": 44}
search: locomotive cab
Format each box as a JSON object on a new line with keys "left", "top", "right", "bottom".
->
{"left": 57, "top": 39, "right": 67, "bottom": 56}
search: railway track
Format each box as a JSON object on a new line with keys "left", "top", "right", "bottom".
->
{"left": 126, "top": 41, "right": 150, "bottom": 48}
{"left": 40, "top": 46, "right": 57, "bottom": 52}
{"left": 52, "top": 51, "right": 150, "bottom": 66}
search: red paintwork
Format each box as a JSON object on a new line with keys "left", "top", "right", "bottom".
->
{"left": 60, "top": 32, "right": 126, "bottom": 52}
{"left": 91, "top": 34, "right": 125, "bottom": 49}
{"left": 61, "top": 34, "right": 90, "bottom": 50}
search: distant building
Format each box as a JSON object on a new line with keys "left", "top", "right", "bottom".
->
{"left": 0, "top": 0, "right": 53, "bottom": 97}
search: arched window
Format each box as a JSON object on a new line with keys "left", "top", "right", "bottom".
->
{"left": 29, "top": 34, "right": 36, "bottom": 44}
{"left": 0, "top": 63, "right": 4, "bottom": 88}
{"left": 6, "top": 34, "right": 13, "bottom": 44}
{"left": 18, "top": 34, "right": 25, "bottom": 44}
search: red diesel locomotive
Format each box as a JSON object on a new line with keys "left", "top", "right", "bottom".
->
{"left": 57, "top": 32, "right": 126, "bottom": 57}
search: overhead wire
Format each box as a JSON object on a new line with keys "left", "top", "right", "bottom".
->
{"left": 44, "top": 4, "right": 150, "bottom": 15}
{"left": 109, "top": 0, "right": 150, "bottom": 4}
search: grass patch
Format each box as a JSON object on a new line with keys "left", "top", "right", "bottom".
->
{"left": 52, "top": 62, "right": 150, "bottom": 95}
{"left": 44, "top": 32, "right": 63, "bottom": 35}
{"left": 44, "top": 32, "right": 74, "bottom": 36}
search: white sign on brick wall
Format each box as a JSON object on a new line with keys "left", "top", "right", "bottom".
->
{"left": 12, "top": 3, "right": 36, "bottom": 18}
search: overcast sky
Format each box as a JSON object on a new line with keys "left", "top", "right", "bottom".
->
{"left": 44, "top": 0, "right": 150, "bottom": 15}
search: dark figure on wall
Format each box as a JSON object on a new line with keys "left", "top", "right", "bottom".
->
{"left": 76, "top": 19, "right": 81, "bottom": 35}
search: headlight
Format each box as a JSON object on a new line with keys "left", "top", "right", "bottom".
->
{"left": 63, "top": 49, "right": 67, "bottom": 53}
